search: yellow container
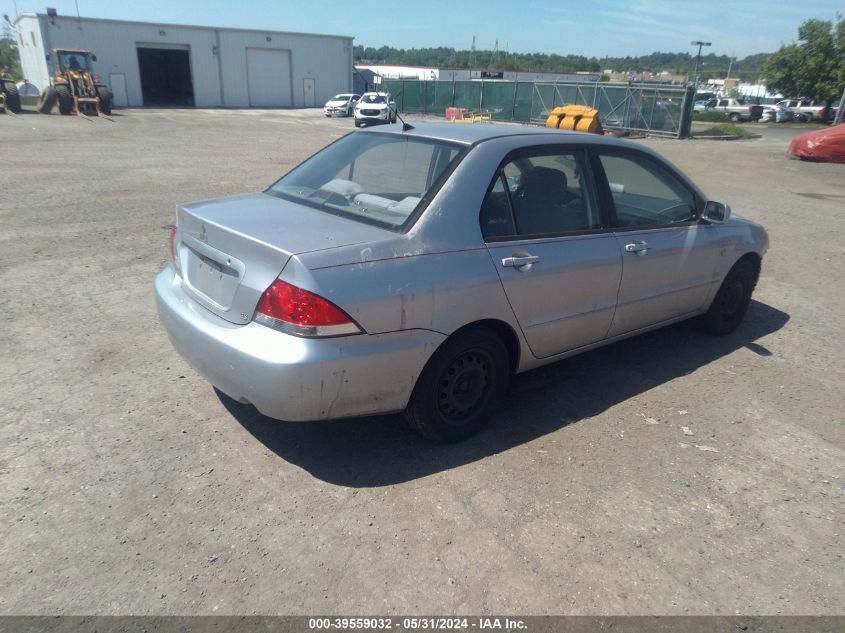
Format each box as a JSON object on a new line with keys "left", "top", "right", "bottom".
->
{"left": 545, "top": 105, "right": 603, "bottom": 134}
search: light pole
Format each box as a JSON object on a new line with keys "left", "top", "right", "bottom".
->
{"left": 691, "top": 40, "right": 711, "bottom": 89}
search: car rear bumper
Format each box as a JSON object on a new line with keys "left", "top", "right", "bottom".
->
{"left": 155, "top": 268, "right": 444, "bottom": 421}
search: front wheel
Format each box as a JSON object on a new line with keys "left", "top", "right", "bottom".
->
{"left": 96, "top": 86, "right": 112, "bottom": 115}
{"left": 55, "top": 84, "right": 73, "bottom": 115}
{"left": 353, "top": 119, "right": 361, "bottom": 127}
{"left": 699, "top": 259, "right": 756, "bottom": 335}
{"left": 1, "top": 80, "right": 21, "bottom": 113}
{"left": 404, "top": 328, "right": 510, "bottom": 443}
{"left": 37, "top": 86, "right": 58, "bottom": 113}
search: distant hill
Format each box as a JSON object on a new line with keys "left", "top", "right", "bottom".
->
{"left": 354, "top": 46, "right": 770, "bottom": 82}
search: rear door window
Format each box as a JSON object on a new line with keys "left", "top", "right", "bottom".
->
{"left": 480, "top": 149, "right": 599, "bottom": 240}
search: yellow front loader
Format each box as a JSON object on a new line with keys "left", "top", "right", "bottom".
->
{"left": 37, "top": 49, "right": 113, "bottom": 120}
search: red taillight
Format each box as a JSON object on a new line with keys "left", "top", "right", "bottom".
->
{"left": 254, "top": 279, "right": 361, "bottom": 337}
{"left": 168, "top": 226, "right": 178, "bottom": 263}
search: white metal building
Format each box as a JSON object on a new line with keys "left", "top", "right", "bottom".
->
{"left": 355, "top": 64, "right": 601, "bottom": 84}
{"left": 14, "top": 12, "right": 354, "bottom": 108}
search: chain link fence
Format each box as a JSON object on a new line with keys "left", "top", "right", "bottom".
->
{"left": 384, "top": 79, "right": 695, "bottom": 138}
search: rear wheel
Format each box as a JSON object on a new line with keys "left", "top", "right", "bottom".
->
{"left": 37, "top": 86, "right": 58, "bottom": 113}
{"left": 55, "top": 84, "right": 73, "bottom": 115}
{"left": 1, "top": 80, "right": 21, "bottom": 113}
{"left": 404, "top": 328, "right": 509, "bottom": 443}
{"left": 699, "top": 259, "right": 756, "bottom": 335}
{"left": 96, "top": 86, "right": 113, "bottom": 115}
{"left": 729, "top": 112, "right": 741, "bottom": 123}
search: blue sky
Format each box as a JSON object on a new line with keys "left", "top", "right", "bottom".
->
{"left": 4, "top": 0, "right": 842, "bottom": 58}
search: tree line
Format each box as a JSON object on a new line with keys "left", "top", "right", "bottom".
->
{"left": 354, "top": 45, "right": 770, "bottom": 82}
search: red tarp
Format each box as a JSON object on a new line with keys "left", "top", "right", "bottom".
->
{"left": 788, "top": 124, "right": 845, "bottom": 163}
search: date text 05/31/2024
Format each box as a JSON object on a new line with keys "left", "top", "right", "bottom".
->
{"left": 308, "top": 618, "right": 527, "bottom": 630}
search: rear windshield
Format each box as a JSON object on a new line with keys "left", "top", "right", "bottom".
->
{"left": 267, "top": 133, "right": 465, "bottom": 231}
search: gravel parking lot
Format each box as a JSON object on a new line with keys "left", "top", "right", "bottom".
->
{"left": 1, "top": 109, "right": 843, "bottom": 615}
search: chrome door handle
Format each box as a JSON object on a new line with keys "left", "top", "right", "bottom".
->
{"left": 624, "top": 241, "right": 650, "bottom": 255}
{"left": 502, "top": 255, "right": 540, "bottom": 268}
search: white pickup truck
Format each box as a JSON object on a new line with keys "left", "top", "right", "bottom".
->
{"left": 775, "top": 99, "right": 828, "bottom": 121}
{"left": 699, "top": 98, "right": 764, "bottom": 122}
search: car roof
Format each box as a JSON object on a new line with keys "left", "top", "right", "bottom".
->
{"left": 362, "top": 122, "right": 638, "bottom": 149}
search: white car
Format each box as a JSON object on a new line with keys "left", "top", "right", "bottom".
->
{"left": 354, "top": 92, "right": 397, "bottom": 127}
{"left": 323, "top": 93, "right": 360, "bottom": 117}
{"left": 760, "top": 105, "right": 795, "bottom": 123}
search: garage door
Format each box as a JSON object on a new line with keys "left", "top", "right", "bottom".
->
{"left": 246, "top": 48, "right": 292, "bottom": 107}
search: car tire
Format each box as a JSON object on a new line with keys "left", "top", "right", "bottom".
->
{"left": 55, "top": 84, "right": 73, "bottom": 115}
{"left": 354, "top": 119, "right": 361, "bottom": 127}
{"left": 699, "top": 258, "right": 756, "bottom": 335}
{"left": 729, "top": 112, "right": 741, "bottom": 123}
{"left": 96, "top": 86, "right": 113, "bottom": 115}
{"left": 2, "top": 80, "right": 22, "bottom": 113}
{"left": 404, "top": 328, "right": 510, "bottom": 443}
{"left": 37, "top": 86, "right": 58, "bottom": 114}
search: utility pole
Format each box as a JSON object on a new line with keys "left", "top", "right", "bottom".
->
{"left": 726, "top": 55, "right": 734, "bottom": 80}
{"left": 470, "top": 35, "right": 476, "bottom": 68}
{"left": 690, "top": 40, "right": 711, "bottom": 89}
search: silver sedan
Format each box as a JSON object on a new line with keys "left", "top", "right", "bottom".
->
{"left": 155, "top": 124, "right": 768, "bottom": 442}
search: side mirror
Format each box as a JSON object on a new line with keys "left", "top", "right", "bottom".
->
{"left": 91, "top": 54, "right": 97, "bottom": 62}
{"left": 703, "top": 201, "right": 731, "bottom": 224}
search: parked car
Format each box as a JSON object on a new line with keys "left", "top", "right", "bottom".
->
{"left": 155, "top": 124, "right": 768, "bottom": 442}
{"left": 776, "top": 99, "right": 827, "bottom": 121}
{"left": 693, "top": 99, "right": 713, "bottom": 115}
{"left": 353, "top": 92, "right": 397, "bottom": 127}
{"left": 707, "top": 98, "right": 764, "bottom": 122}
{"left": 760, "top": 104, "right": 794, "bottom": 123}
{"left": 323, "top": 93, "right": 360, "bottom": 117}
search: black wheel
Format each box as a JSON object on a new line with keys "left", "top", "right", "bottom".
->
{"left": 390, "top": 110, "right": 397, "bottom": 123}
{"left": 37, "top": 86, "right": 58, "bottom": 113}
{"left": 55, "top": 84, "right": 73, "bottom": 115}
{"left": 729, "top": 112, "right": 741, "bottom": 123}
{"left": 347, "top": 106, "right": 353, "bottom": 116}
{"left": 354, "top": 119, "right": 361, "bottom": 127}
{"left": 404, "top": 328, "right": 509, "bottom": 443}
{"left": 2, "top": 80, "right": 21, "bottom": 113}
{"left": 699, "top": 259, "right": 756, "bottom": 335}
{"left": 96, "top": 86, "right": 112, "bottom": 115}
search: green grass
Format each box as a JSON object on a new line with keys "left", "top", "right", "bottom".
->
{"left": 697, "top": 124, "right": 755, "bottom": 138}
{"left": 694, "top": 111, "right": 731, "bottom": 122}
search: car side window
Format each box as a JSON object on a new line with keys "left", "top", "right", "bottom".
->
{"left": 480, "top": 150, "right": 598, "bottom": 240}
{"left": 598, "top": 153, "right": 697, "bottom": 228}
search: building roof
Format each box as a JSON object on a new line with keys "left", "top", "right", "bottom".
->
{"left": 16, "top": 12, "right": 353, "bottom": 41}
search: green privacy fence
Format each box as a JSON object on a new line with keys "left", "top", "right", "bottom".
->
{"left": 383, "top": 79, "right": 695, "bottom": 138}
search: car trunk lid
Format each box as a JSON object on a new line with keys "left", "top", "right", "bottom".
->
{"left": 175, "top": 192, "right": 390, "bottom": 324}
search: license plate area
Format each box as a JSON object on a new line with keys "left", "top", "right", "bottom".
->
{"left": 183, "top": 241, "right": 244, "bottom": 310}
